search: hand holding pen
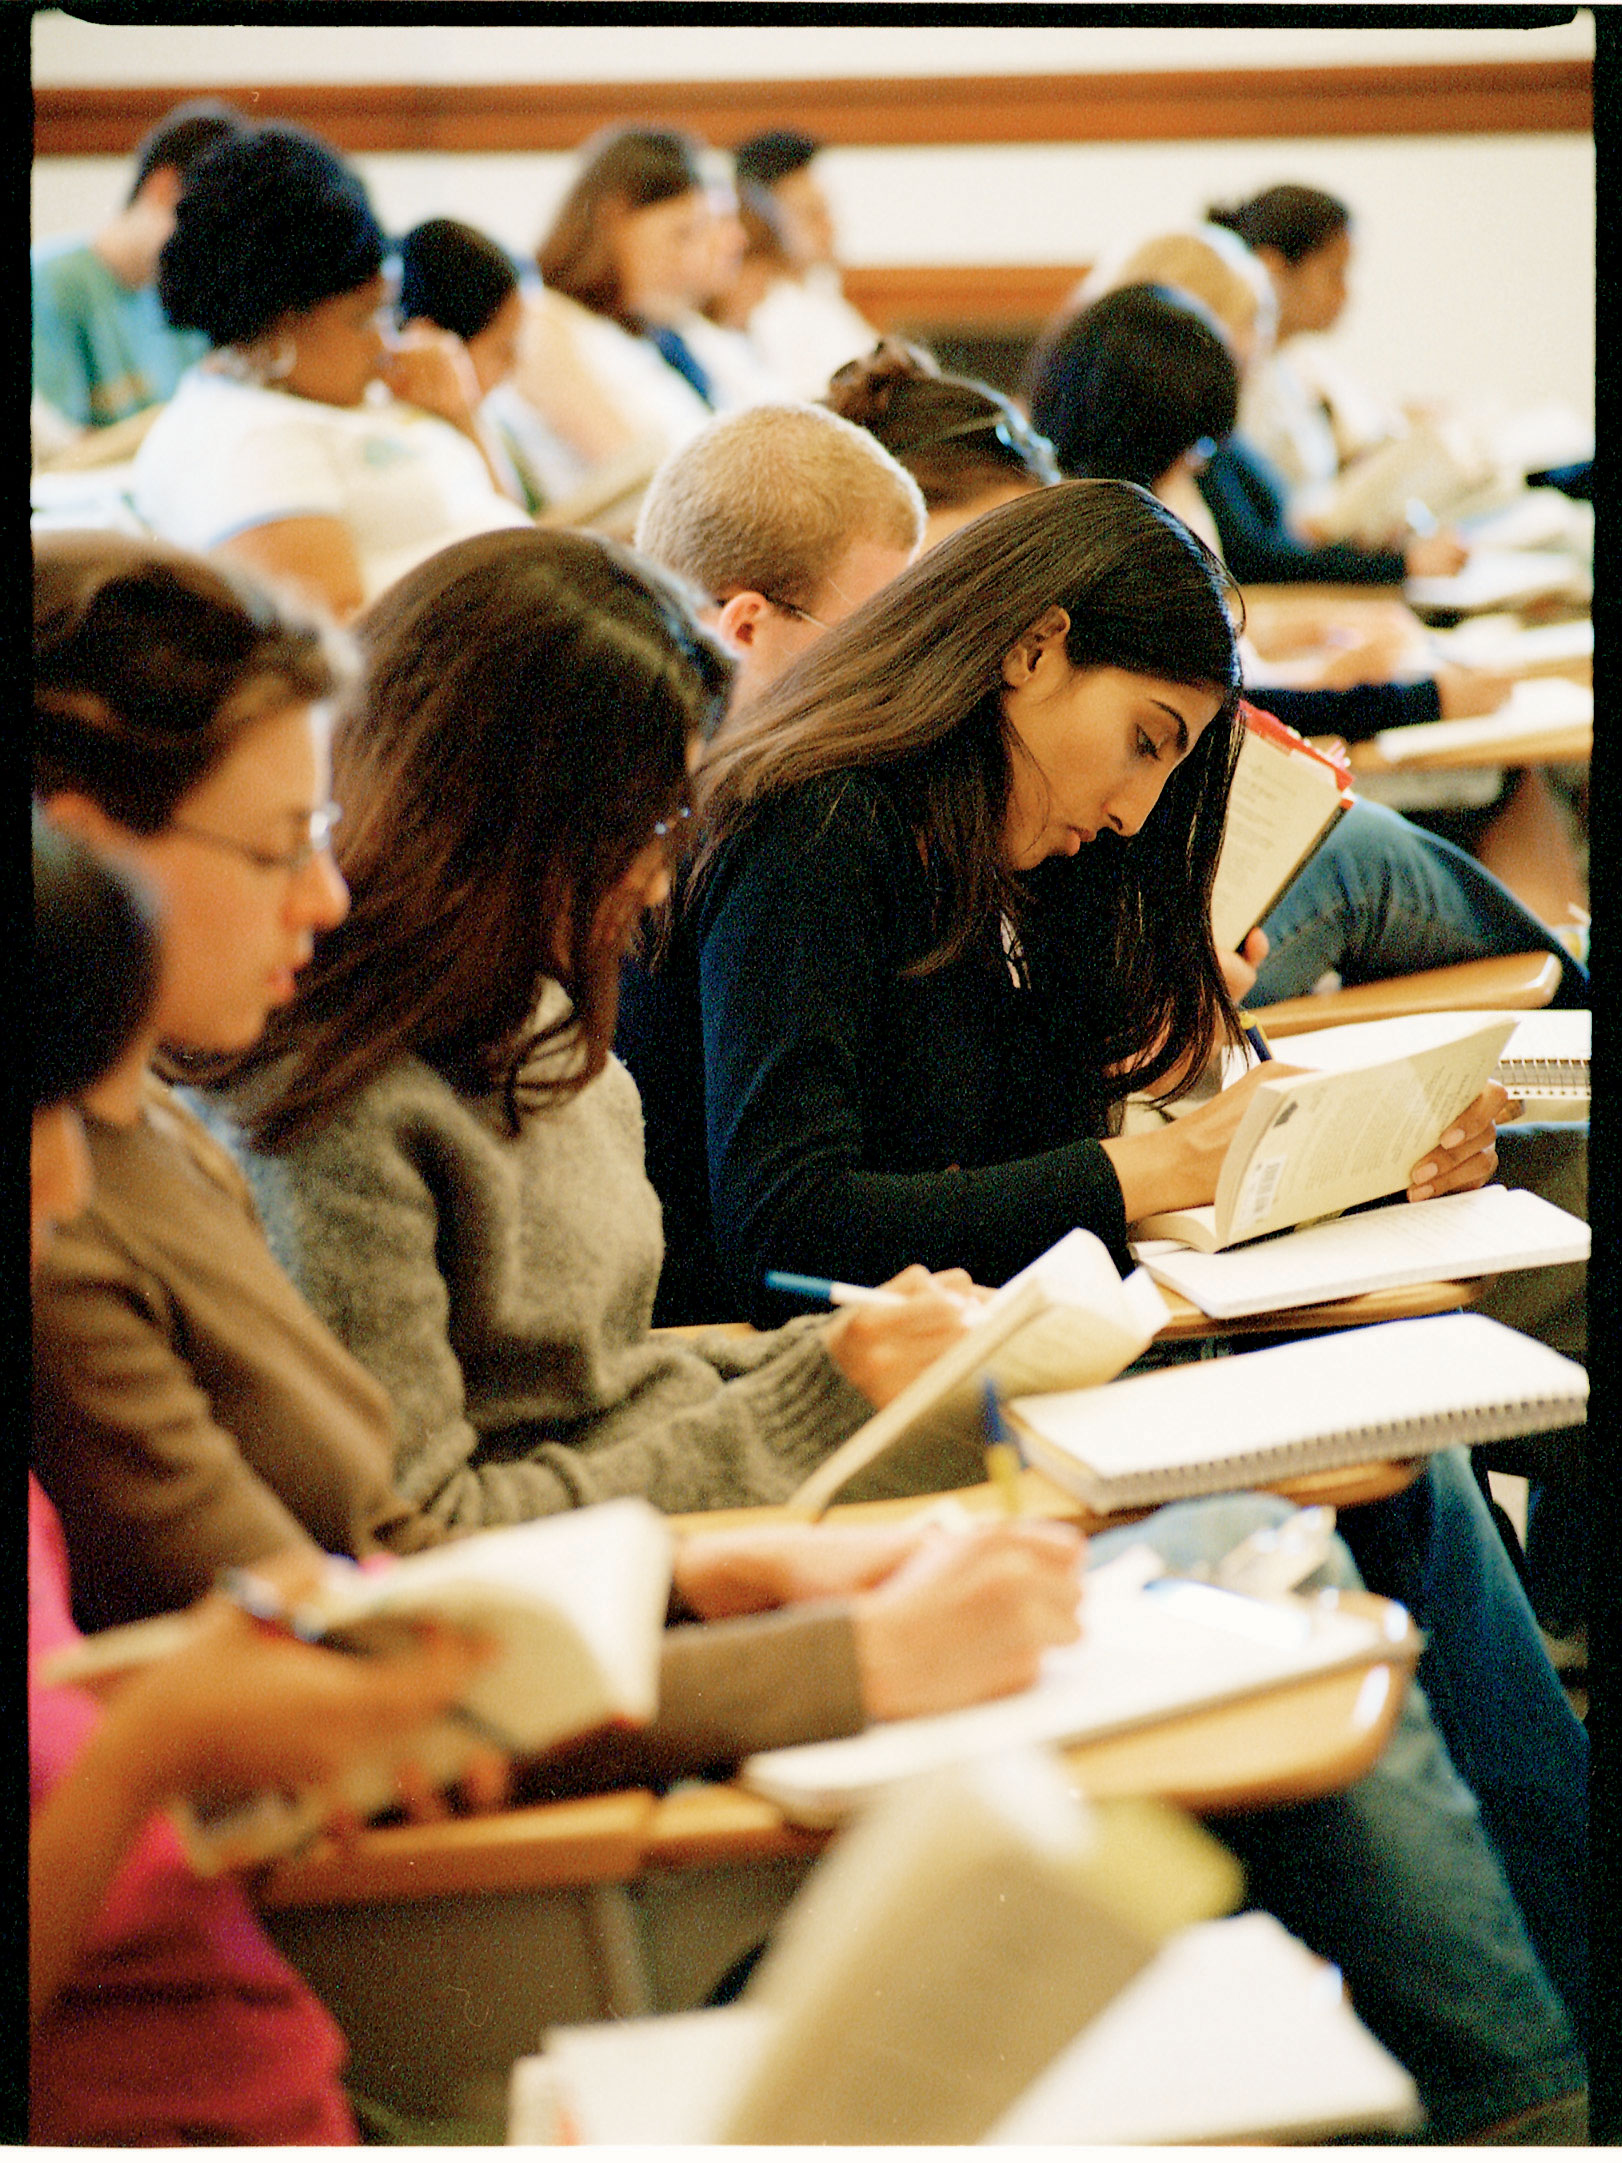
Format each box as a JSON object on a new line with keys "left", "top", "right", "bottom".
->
{"left": 767, "top": 1262, "right": 993, "bottom": 1413}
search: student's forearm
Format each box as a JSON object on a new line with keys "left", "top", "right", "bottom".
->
{"left": 1099, "top": 1121, "right": 1219, "bottom": 1224}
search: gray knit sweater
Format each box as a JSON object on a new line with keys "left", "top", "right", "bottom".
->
{"left": 199, "top": 1026, "right": 880, "bottom": 1526}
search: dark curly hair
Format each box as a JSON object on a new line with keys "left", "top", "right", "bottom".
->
{"left": 397, "top": 218, "right": 519, "bottom": 343}
{"left": 156, "top": 122, "right": 386, "bottom": 350}
{"left": 32, "top": 810, "right": 161, "bottom": 1112}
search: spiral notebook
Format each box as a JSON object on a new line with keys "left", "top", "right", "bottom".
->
{"left": 1006, "top": 1311, "right": 1586, "bottom": 1512}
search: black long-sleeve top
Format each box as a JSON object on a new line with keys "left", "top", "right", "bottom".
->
{"left": 1199, "top": 436, "right": 1409, "bottom": 586}
{"left": 618, "top": 769, "right": 1132, "bottom": 1329}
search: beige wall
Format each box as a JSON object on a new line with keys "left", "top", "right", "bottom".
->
{"left": 31, "top": 14, "right": 1595, "bottom": 422}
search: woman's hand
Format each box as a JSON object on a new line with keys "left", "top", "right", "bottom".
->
{"left": 849, "top": 1521, "right": 1087, "bottom": 1721}
{"left": 1433, "top": 663, "right": 1515, "bottom": 719}
{"left": 822, "top": 1265, "right": 992, "bottom": 1409}
{"left": 1403, "top": 528, "right": 1470, "bottom": 578}
{"left": 1406, "top": 1082, "right": 1510, "bottom": 1201}
{"left": 1102, "top": 1059, "right": 1306, "bottom": 1224}
{"left": 92, "top": 1580, "right": 499, "bottom": 1814}
{"left": 379, "top": 322, "right": 485, "bottom": 435}
{"left": 1218, "top": 926, "right": 1269, "bottom": 1004}
{"left": 673, "top": 1521, "right": 947, "bottom": 1619}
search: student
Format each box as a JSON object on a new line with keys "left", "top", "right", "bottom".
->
{"left": 132, "top": 123, "right": 528, "bottom": 622}
{"left": 1026, "top": 281, "right": 1584, "bottom": 924}
{"left": 517, "top": 126, "right": 777, "bottom": 478}
{"left": 28, "top": 815, "right": 503, "bottom": 2145}
{"left": 823, "top": 337, "right": 1061, "bottom": 548}
{"left": 729, "top": 128, "right": 880, "bottom": 397}
{"left": 31, "top": 528, "right": 1092, "bottom": 1786}
{"left": 32, "top": 98, "right": 247, "bottom": 445}
{"left": 1047, "top": 225, "right": 1468, "bottom": 586}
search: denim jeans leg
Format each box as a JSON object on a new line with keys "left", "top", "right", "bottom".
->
{"left": 1094, "top": 1494, "right": 1582, "bottom": 2137}
{"left": 1251, "top": 798, "right": 1586, "bottom": 1003}
{"left": 1333, "top": 1448, "right": 1588, "bottom": 2042}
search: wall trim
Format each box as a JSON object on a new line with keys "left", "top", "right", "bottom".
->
{"left": 33, "top": 61, "right": 1591, "bottom": 159}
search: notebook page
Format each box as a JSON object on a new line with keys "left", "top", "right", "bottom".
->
{"left": 1134, "top": 1186, "right": 1589, "bottom": 1319}
{"left": 1009, "top": 1312, "right": 1586, "bottom": 1501}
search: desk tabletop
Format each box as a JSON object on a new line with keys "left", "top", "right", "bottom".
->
{"left": 1347, "top": 721, "right": 1590, "bottom": 774}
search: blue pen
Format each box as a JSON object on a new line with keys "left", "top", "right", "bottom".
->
{"left": 765, "top": 1269, "right": 909, "bottom": 1308}
{"left": 1242, "top": 1020, "right": 1274, "bottom": 1065}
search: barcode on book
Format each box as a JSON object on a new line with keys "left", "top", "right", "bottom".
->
{"left": 1234, "top": 1152, "right": 1287, "bottom": 1234}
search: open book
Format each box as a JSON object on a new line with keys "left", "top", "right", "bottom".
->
{"left": 513, "top": 1747, "right": 1240, "bottom": 2145}
{"left": 1371, "top": 674, "right": 1592, "bottom": 766}
{"left": 41, "top": 1500, "right": 674, "bottom": 1870}
{"left": 1210, "top": 700, "right": 1353, "bottom": 952}
{"left": 511, "top": 1912, "right": 1419, "bottom": 2146}
{"left": 1429, "top": 611, "right": 1592, "bottom": 683}
{"left": 787, "top": 1229, "right": 1169, "bottom": 1517}
{"left": 739, "top": 1540, "right": 1409, "bottom": 1824}
{"left": 1133, "top": 1009, "right": 1515, "bottom": 1251}
{"left": 1133, "top": 1183, "right": 1590, "bottom": 1320}
{"left": 1006, "top": 1309, "right": 1587, "bottom": 1513}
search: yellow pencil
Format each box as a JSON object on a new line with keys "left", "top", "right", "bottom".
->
{"left": 982, "top": 1380, "right": 1024, "bottom": 1517}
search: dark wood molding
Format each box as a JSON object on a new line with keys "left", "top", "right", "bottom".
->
{"left": 34, "top": 60, "right": 1591, "bottom": 160}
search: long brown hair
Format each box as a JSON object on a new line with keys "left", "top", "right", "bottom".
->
{"left": 693, "top": 479, "right": 1245, "bottom": 1101}
{"left": 537, "top": 125, "right": 706, "bottom": 330}
{"left": 235, "top": 528, "right": 734, "bottom": 1148}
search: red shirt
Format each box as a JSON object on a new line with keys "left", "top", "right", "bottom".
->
{"left": 29, "top": 1475, "right": 356, "bottom": 2145}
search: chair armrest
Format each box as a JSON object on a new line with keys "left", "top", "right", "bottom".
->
{"left": 251, "top": 1789, "right": 657, "bottom": 1911}
{"left": 1254, "top": 950, "right": 1560, "bottom": 1037}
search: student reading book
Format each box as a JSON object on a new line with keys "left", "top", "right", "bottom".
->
{"left": 1132, "top": 1010, "right": 1516, "bottom": 1251}
{"left": 786, "top": 1228, "right": 1169, "bottom": 1516}
{"left": 1210, "top": 700, "right": 1352, "bottom": 954}
{"left": 1005, "top": 1310, "right": 1587, "bottom": 1512}
{"left": 42, "top": 1501, "right": 676, "bottom": 1867}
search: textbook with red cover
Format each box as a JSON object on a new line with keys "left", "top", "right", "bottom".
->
{"left": 1210, "top": 701, "right": 1354, "bottom": 952}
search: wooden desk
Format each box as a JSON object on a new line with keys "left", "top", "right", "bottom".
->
{"left": 1347, "top": 720, "right": 1590, "bottom": 775}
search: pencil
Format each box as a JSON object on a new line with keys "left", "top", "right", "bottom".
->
{"left": 982, "top": 1379, "right": 1024, "bottom": 1518}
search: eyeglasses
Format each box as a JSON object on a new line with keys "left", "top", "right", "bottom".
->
{"left": 169, "top": 801, "right": 343, "bottom": 874}
{"left": 888, "top": 409, "right": 1060, "bottom": 476}
{"left": 652, "top": 804, "right": 692, "bottom": 841}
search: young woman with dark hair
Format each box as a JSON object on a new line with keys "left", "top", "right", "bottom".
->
{"left": 132, "top": 123, "right": 527, "bottom": 621}
{"left": 823, "top": 340, "right": 1060, "bottom": 546}
{"left": 201, "top": 524, "right": 998, "bottom": 1531}
{"left": 677, "top": 477, "right": 1503, "bottom": 1316}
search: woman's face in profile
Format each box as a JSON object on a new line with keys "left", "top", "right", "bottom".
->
{"left": 611, "top": 188, "right": 716, "bottom": 319}
{"left": 999, "top": 632, "right": 1221, "bottom": 871}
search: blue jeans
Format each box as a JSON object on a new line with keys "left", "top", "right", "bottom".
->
{"left": 1092, "top": 1478, "right": 1585, "bottom": 2138}
{"left": 1252, "top": 798, "right": 1586, "bottom": 1004}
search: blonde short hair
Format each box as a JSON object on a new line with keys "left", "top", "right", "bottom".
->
{"left": 634, "top": 402, "right": 925, "bottom": 612}
{"left": 1084, "top": 226, "right": 1277, "bottom": 348}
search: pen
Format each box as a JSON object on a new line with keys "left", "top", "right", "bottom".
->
{"left": 765, "top": 1270, "right": 909, "bottom": 1308}
{"left": 1240, "top": 1018, "right": 1274, "bottom": 1065}
{"left": 982, "top": 1379, "right": 1024, "bottom": 1518}
{"left": 218, "top": 1566, "right": 322, "bottom": 1641}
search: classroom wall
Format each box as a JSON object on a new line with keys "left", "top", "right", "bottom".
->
{"left": 31, "top": 14, "right": 1595, "bottom": 424}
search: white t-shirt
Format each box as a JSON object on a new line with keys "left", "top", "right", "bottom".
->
{"left": 746, "top": 269, "right": 878, "bottom": 401}
{"left": 133, "top": 369, "right": 530, "bottom": 604}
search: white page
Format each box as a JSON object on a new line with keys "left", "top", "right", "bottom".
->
{"left": 1210, "top": 725, "right": 1345, "bottom": 951}
{"left": 1404, "top": 548, "right": 1586, "bottom": 614}
{"left": 988, "top": 1914, "right": 1420, "bottom": 2145}
{"left": 742, "top": 1560, "right": 1386, "bottom": 1823}
{"left": 1134, "top": 1186, "right": 1589, "bottom": 1319}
